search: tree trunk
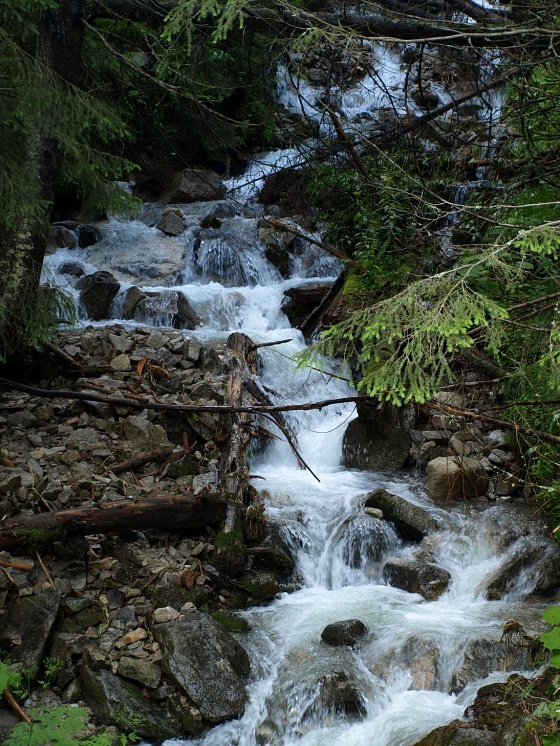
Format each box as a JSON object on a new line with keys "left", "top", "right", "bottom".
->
{"left": 0, "top": 1, "right": 85, "bottom": 362}
{"left": 0, "top": 493, "right": 227, "bottom": 552}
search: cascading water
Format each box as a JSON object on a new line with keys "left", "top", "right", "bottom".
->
{"left": 43, "top": 188, "right": 551, "bottom": 746}
{"left": 41, "top": 32, "right": 550, "bottom": 746}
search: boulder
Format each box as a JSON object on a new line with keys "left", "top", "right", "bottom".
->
{"left": 342, "top": 402, "right": 416, "bottom": 471}
{"left": 152, "top": 612, "right": 250, "bottom": 724}
{"left": 122, "top": 286, "right": 146, "bottom": 319}
{"left": 321, "top": 619, "right": 367, "bottom": 646}
{"left": 383, "top": 559, "right": 450, "bottom": 600}
{"left": 76, "top": 271, "right": 120, "bottom": 320}
{"left": 156, "top": 210, "right": 185, "bottom": 236}
{"left": 404, "top": 636, "right": 440, "bottom": 690}
{"left": 364, "top": 488, "right": 442, "bottom": 541}
{"left": 319, "top": 672, "right": 366, "bottom": 717}
{"left": 49, "top": 225, "right": 78, "bottom": 249}
{"left": 164, "top": 168, "right": 226, "bottom": 203}
{"left": 0, "top": 590, "right": 61, "bottom": 677}
{"left": 426, "top": 456, "right": 489, "bottom": 503}
{"left": 281, "top": 282, "right": 332, "bottom": 328}
{"left": 123, "top": 415, "right": 170, "bottom": 447}
{"left": 450, "top": 623, "right": 537, "bottom": 693}
{"left": 77, "top": 223, "right": 102, "bottom": 248}
{"left": 336, "top": 514, "right": 398, "bottom": 568}
{"left": 117, "top": 657, "right": 162, "bottom": 689}
{"left": 486, "top": 536, "right": 560, "bottom": 599}
{"left": 81, "top": 666, "right": 179, "bottom": 741}
{"left": 133, "top": 290, "right": 200, "bottom": 330}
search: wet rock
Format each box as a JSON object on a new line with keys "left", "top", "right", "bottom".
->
{"left": 153, "top": 612, "right": 250, "bottom": 723}
{"left": 0, "top": 590, "right": 61, "bottom": 677}
{"left": 486, "top": 536, "right": 560, "bottom": 599}
{"left": 164, "top": 168, "right": 226, "bottom": 203}
{"left": 77, "top": 271, "right": 120, "bottom": 320}
{"left": 450, "top": 623, "right": 538, "bottom": 693}
{"left": 426, "top": 456, "right": 489, "bottom": 503}
{"left": 413, "top": 722, "right": 496, "bottom": 745}
{"left": 364, "top": 488, "right": 442, "bottom": 541}
{"left": 383, "top": 559, "right": 450, "bottom": 600}
{"left": 122, "top": 286, "right": 146, "bottom": 319}
{"left": 281, "top": 282, "right": 332, "bottom": 328}
{"left": 77, "top": 223, "right": 102, "bottom": 248}
{"left": 404, "top": 636, "right": 439, "bottom": 690}
{"left": 174, "top": 292, "right": 200, "bottom": 330}
{"left": 156, "top": 210, "right": 185, "bottom": 236}
{"left": 50, "top": 225, "right": 78, "bottom": 249}
{"left": 319, "top": 671, "right": 366, "bottom": 717}
{"left": 81, "top": 666, "right": 179, "bottom": 741}
{"left": 321, "top": 619, "right": 367, "bottom": 646}
{"left": 342, "top": 402, "right": 416, "bottom": 471}
{"left": 238, "top": 572, "right": 280, "bottom": 603}
{"left": 248, "top": 540, "right": 295, "bottom": 578}
{"left": 199, "top": 346, "right": 223, "bottom": 376}
{"left": 59, "top": 261, "right": 85, "bottom": 277}
{"left": 336, "top": 514, "right": 398, "bottom": 568}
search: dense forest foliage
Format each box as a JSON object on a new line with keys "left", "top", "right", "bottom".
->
{"left": 2, "top": 0, "right": 560, "bottom": 527}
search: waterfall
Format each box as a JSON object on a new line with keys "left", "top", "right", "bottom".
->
{"left": 41, "top": 37, "right": 547, "bottom": 746}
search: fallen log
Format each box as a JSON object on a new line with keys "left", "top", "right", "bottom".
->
{"left": 0, "top": 493, "right": 227, "bottom": 552}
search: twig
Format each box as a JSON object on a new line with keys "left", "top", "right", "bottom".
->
{"left": 3, "top": 689, "right": 31, "bottom": 724}
{"left": 250, "top": 338, "right": 293, "bottom": 350}
{"left": 0, "top": 378, "right": 368, "bottom": 414}
{"left": 0, "top": 559, "right": 34, "bottom": 572}
{"left": 427, "top": 401, "right": 560, "bottom": 445}
{"left": 108, "top": 447, "right": 174, "bottom": 475}
{"left": 46, "top": 341, "right": 78, "bottom": 366}
{"left": 35, "top": 551, "right": 56, "bottom": 591}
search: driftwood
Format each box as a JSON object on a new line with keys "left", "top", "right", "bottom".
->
{"left": 0, "top": 493, "right": 227, "bottom": 552}
{"left": 220, "top": 332, "right": 257, "bottom": 502}
{"left": 108, "top": 447, "right": 174, "bottom": 475}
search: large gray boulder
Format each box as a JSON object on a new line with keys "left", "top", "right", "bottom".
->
{"left": 450, "top": 623, "right": 537, "bottom": 693}
{"left": 77, "top": 271, "right": 120, "bottom": 320}
{"left": 0, "top": 590, "right": 61, "bottom": 677}
{"left": 364, "top": 488, "right": 442, "bottom": 541}
{"left": 486, "top": 535, "right": 560, "bottom": 599}
{"left": 383, "top": 558, "right": 451, "bottom": 600}
{"left": 81, "top": 666, "right": 179, "bottom": 742}
{"left": 426, "top": 456, "right": 489, "bottom": 503}
{"left": 163, "top": 168, "right": 226, "bottom": 203}
{"left": 152, "top": 612, "right": 250, "bottom": 724}
{"left": 342, "top": 402, "right": 416, "bottom": 471}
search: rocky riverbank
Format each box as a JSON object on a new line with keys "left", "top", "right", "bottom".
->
{"left": 0, "top": 324, "right": 559, "bottom": 745}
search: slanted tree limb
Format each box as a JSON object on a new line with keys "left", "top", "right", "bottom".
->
{"left": 427, "top": 401, "right": 560, "bottom": 445}
{"left": 0, "top": 377, "right": 368, "bottom": 414}
{"left": 0, "top": 493, "right": 227, "bottom": 552}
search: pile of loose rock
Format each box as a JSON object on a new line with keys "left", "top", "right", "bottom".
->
{"left": 0, "top": 324, "right": 292, "bottom": 743}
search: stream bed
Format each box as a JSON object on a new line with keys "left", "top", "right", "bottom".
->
{"left": 43, "top": 188, "right": 552, "bottom": 746}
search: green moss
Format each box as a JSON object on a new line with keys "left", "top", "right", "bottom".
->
{"left": 211, "top": 610, "right": 249, "bottom": 633}
{"left": 238, "top": 575, "right": 279, "bottom": 600}
{"left": 12, "top": 526, "right": 63, "bottom": 547}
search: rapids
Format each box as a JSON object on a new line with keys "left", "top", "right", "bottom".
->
{"left": 41, "top": 35, "right": 549, "bottom": 746}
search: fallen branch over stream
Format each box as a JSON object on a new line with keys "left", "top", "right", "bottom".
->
{"left": 0, "top": 377, "right": 368, "bottom": 414}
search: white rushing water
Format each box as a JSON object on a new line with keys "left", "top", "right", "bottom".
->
{"left": 42, "top": 39, "right": 542, "bottom": 744}
{"left": 44, "top": 194, "right": 548, "bottom": 746}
